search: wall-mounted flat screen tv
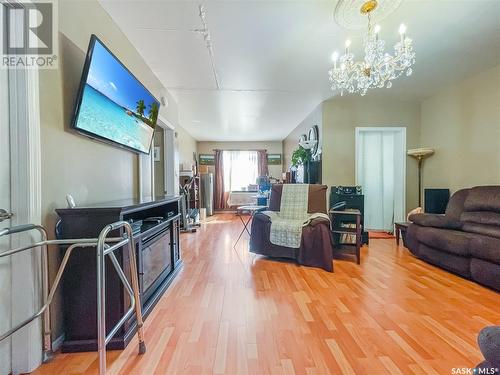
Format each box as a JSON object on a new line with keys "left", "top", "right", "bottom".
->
{"left": 71, "top": 35, "right": 159, "bottom": 154}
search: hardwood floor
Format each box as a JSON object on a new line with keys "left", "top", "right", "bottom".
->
{"left": 33, "top": 213, "right": 499, "bottom": 374}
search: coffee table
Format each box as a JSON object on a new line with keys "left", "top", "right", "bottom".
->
{"left": 234, "top": 205, "right": 267, "bottom": 247}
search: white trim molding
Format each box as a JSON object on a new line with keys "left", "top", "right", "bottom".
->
{"left": 3, "top": 1, "right": 44, "bottom": 372}
{"left": 10, "top": 63, "right": 43, "bottom": 375}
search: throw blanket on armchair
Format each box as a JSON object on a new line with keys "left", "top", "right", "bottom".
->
{"left": 262, "top": 184, "right": 330, "bottom": 248}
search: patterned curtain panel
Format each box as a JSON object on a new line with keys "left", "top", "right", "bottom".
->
{"left": 257, "top": 149, "right": 268, "bottom": 177}
{"left": 214, "top": 149, "right": 226, "bottom": 210}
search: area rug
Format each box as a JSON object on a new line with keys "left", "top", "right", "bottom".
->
{"left": 369, "top": 231, "right": 395, "bottom": 239}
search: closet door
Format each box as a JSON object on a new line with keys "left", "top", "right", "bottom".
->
{"left": 0, "top": 4, "right": 12, "bottom": 373}
{"left": 356, "top": 128, "right": 406, "bottom": 231}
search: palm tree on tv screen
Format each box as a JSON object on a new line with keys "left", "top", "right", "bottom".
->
{"left": 136, "top": 99, "right": 146, "bottom": 116}
{"left": 148, "top": 102, "right": 159, "bottom": 124}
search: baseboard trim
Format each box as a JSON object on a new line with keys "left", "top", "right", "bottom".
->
{"left": 52, "top": 333, "right": 65, "bottom": 352}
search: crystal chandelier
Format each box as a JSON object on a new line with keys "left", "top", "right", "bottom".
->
{"left": 328, "top": 0, "right": 415, "bottom": 96}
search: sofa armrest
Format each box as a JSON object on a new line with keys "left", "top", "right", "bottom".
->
{"left": 253, "top": 212, "right": 271, "bottom": 224}
{"left": 409, "top": 213, "right": 462, "bottom": 230}
{"left": 478, "top": 326, "right": 500, "bottom": 368}
{"left": 308, "top": 217, "right": 330, "bottom": 227}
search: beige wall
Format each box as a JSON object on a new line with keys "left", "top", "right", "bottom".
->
{"left": 286, "top": 65, "right": 500, "bottom": 212}
{"left": 40, "top": 0, "right": 188, "bottom": 341}
{"left": 321, "top": 96, "right": 421, "bottom": 211}
{"left": 282, "top": 103, "right": 322, "bottom": 170}
{"left": 197, "top": 141, "right": 283, "bottom": 178}
{"left": 176, "top": 125, "right": 197, "bottom": 172}
{"left": 153, "top": 128, "right": 165, "bottom": 195}
{"left": 421, "top": 65, "right": 500, "bottom": 193}
{"left": 41, "top": 0, "right": 182, "bottom": 229}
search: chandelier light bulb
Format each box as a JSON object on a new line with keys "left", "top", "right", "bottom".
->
{"left": 331, "top": 51, "right": 339, "bottom": 69}
{"left": 344, "top": 39, "right": 351, "bottom": 54}
{"left": 399, "top": 23, "right": 407, "bottom": 35}
{"left": 328, "top": 9, "right": 415, "bottom": 96}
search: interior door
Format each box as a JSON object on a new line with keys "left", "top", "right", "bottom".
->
{"left": 356, "top": 128, "right": 406, "bottom": 231}
{"left": 0, "top": 29, "right": 13, "bottom": 374}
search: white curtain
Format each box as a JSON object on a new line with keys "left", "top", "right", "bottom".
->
{"left": 222, "top": 151, "right": 259, "bottom": 192}
{"left": 356, "top": 129, "right": 405, "bottom": 231}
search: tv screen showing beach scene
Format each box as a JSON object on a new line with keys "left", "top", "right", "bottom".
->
{"left": 72, "top": 36, "right": 159, "bottom": 154}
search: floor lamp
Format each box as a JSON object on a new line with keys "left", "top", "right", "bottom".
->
{"left": 407, "top": 148, "right": 435, "bottom": 208}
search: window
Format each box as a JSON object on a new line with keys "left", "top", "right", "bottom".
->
{"left": 222, "top": 150, "right": 258, "bottom": 191}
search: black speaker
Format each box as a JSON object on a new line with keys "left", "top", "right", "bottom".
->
{"left": 425, "top": 189, "right": 450, "bottom": 214}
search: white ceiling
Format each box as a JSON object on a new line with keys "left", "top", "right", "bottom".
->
{"left": 99, "top": 0, "right": 500, "bottom": 141}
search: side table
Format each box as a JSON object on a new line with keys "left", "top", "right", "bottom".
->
{"left": 234, "top": 205, "right": 267, "bottom": 247}
{"left": 329, "top": 208, "right": 362, "bottom": 264}
{"left": 394, "top": 222, "right": 410, "bottom": 246}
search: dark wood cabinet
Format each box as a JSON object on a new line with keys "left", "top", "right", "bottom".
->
{"left": 296, "top": 160, "right": 322, "bottom": 184}
{"left": 55, "top": 196, "right": 182, "bottom": 352}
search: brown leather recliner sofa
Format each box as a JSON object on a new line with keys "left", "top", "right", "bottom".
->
{"left": 406, "top": 186, "right": 500, "bottom": 291}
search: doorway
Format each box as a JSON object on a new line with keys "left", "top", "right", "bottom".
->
{"left": 152, "top": 119, "right": 177, "bottom": 197}
{"left": 0, "top": 2, "right": 43, "bottom": 373}
{"left": 0, "top": 27, "right": 12, "bottom": 375}
{"left": 355, "top": 127, "right": 406, "bottom": 232}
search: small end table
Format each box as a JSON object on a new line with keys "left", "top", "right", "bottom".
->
{"left": 394, "top": 222, "right": 410, "bottom": 246}
{"left": 234, "top": 205, "right": 267, "bottom": 247}
{"left": 329, "top": 208, "right": 362, "bottom": 264}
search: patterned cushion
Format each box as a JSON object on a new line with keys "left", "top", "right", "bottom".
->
{"left": 269, "top": 184, "right": 327, "bottom": 214}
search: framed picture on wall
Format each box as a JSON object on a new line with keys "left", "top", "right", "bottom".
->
{"left": 199, "top": 154, "right": 215, "bottom": 165}
{"left": 267, "top": 154, "right": 282, "bottom": 165}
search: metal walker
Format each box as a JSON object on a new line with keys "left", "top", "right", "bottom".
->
{"left": 0, "top": 221, "right": 146, "bottom": 375}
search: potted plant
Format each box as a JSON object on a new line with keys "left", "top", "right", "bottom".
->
{"left": 291, "top": 146, "right": 312, "bottom": 183}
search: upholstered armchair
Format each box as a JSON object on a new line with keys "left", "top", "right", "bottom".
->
{"left": 249, "top": 184, "right": 333, "bottom": 272}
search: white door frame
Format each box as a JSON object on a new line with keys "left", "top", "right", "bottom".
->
{"left": 138, "top": 116, "right": 175, "bottom": 199}
{"left": 2, "top": 1, "right": 43, "bottom": 373}
{"left": 0, "top": 24, "right": 12, "bottom": 375}
{"left": 157, "top": 116, "right": 176, "bottom": 197}
{"left": 355, "top": 127, "right": 407, "bottom": 227}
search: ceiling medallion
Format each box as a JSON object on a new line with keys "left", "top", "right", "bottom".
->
{"left": 334, "top": 0, "right": 403, "bottom": 30}
{"left": 328, "top": 0, "right": 415, "bottom": 96}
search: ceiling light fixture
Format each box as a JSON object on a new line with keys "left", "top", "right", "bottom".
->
{"left": 195, "top": 5, "right": 220, "bottom": 90}
{"left": 328, "top": 0, "right": 415, "bottom": 96}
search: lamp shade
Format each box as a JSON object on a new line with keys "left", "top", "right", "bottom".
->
{"left": 407, "top": 148, "right": 435, "bottom": 159}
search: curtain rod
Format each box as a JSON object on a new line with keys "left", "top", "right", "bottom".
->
{"left": 212, "top": 149, "right": 268, "bottom": 152}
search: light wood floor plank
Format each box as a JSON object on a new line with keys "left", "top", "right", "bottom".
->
{"left": 31, "top": 213, "right": 499, "bottom": 375}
